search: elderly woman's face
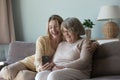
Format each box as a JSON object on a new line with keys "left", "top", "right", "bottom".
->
{"left": 62, "top": 27, "right": 78, "bottom": 43}
{"left": 48, "top": 20, "right": 61, "bottom": 39}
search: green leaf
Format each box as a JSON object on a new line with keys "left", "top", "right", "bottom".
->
{"left": 82, "top": 19, "right": 95, "bottom": 29}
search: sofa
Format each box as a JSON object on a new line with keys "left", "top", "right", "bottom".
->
{"left": 0, "top": 40, "right": 120, "bottom": 80}
{"left": 0, "top": 41, "right": 35, "bottom": 80}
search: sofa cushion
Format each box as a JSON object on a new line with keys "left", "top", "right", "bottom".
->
{"left": 91, "top": 75, "right": 120, "bottom": 79}
{"left": 91, "top": 41, "right": 120, "bottom": 77}
{"left": 0, "top": 78, "right": 5, "bottom": 80}
{"left": 6, "top": 41, "right": 35, "bottom": 64}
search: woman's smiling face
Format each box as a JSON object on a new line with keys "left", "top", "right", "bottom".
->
{"left": 62, "top": 27, "right": 78, "bottom": 43}
{"left": 48, "top": 20, "right": 61, "bottom": 39}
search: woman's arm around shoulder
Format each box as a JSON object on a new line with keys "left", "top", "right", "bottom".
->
{"left": 81, "top": 39, "right": 99, "bottom": 54}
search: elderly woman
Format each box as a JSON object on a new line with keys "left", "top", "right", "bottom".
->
{"left": 35, "top": 17, "right": 98, "bottom": 80}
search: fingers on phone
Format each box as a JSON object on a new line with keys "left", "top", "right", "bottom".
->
{"left": 42, "top": 63, "right": 52, "bottom": 71}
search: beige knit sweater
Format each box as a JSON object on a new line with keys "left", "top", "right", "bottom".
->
{"left": 20, "top": 36, "right": 55, "bottom": 71}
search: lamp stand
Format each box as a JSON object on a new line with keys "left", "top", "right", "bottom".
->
{"left": 103, "top": 21, "right": 119, "bottom": 39}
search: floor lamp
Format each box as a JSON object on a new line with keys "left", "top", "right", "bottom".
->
{"left": 97, "top": 5, "right": 120, "bottom": 39}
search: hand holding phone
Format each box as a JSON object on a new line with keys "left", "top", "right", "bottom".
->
{"left": 42, "top": 56, "right": 50, "bottom": 65}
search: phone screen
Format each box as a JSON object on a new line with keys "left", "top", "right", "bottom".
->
{"left": 42, "top": 56, "right": 49, "bottom": 65}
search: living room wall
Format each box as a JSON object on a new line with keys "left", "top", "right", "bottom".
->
{"left": 12, "top": 0, "right": 120, "bottom": 42}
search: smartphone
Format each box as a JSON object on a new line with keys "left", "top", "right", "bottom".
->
{"left": 42, "top": 56, "right": 50, "bottom": 65}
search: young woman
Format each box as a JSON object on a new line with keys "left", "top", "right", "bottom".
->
{"left": 0, "top": 14, "right": 63, "bottom": 80}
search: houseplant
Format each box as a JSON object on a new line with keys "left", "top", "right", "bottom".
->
{"left": 83, "top": 19, "right": 95, "bottom": 39}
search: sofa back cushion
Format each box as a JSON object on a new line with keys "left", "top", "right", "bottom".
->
{"left": 91, "top": 41, "right": 120, "bottom": 77}
{"left": 6, "top": 41, "right": 35, "bottom": 64}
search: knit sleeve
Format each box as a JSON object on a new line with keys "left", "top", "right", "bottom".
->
{"left": 63, "top": 39, "right": 97, "bottom": 70}
{"left": 34, "top": 36, "right": 45, "bottom": 72}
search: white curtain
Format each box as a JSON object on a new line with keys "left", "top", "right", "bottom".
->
{"left": 0, "top": 0, "right": 15, "bottom": 44}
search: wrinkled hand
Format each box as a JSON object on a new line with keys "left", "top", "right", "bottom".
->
{"left": 86, "top": 41, "right": 99, "bottom": 53}
{"left": 52, "top": 66, "right": 65, "bottom": 71}
{"left": 38, "top": 62, "right": 54, "bottom": 71}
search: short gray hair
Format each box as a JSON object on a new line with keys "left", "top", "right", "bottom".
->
{"left": 61, "top": 17, "right": 85, "bottom": 36}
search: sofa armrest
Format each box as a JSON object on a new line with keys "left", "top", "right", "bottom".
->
{"left": 91, "top": 41, "right": 120, "bottom": 77}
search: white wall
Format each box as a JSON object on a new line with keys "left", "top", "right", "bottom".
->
{"left": 12, "top": 0, "right": 120, "bottom": 42}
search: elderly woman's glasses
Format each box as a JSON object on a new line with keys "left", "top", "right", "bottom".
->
{"left": 62, "top": 29, "right": 73, "bottom": 34}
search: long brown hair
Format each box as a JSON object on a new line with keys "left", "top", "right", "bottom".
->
{"left": 47, "top": 15, "right": 63, "bottom": 38}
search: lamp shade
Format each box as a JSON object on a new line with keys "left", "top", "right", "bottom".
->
{"left": 97, "top": 5, "right": 120, "bottom": 21}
